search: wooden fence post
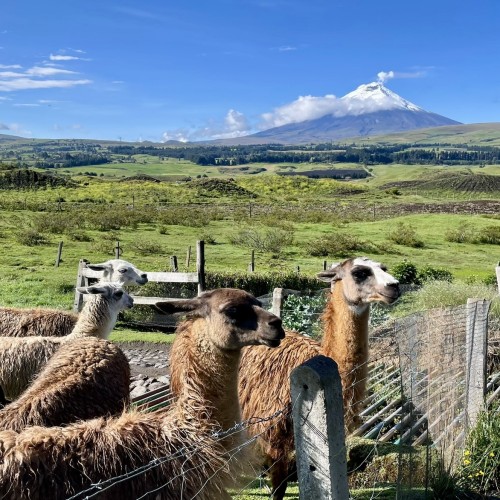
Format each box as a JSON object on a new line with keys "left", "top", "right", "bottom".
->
{"left": 465, "top": 298, "right": 490, "bottom": 430}
{"left": 186, "top": 246, "right": 192, "bottom": 269}
{"left": 55, "top": 241, "right": 63, "bottom": 267}
{"left": 73, "top": 259, "right": 89, "bottom": 312}
{"left": 115, "top": 241, "right": 122, "bottom": 259}
{"left": 170, "top": 255, "right": 178, "bottom": 272}
{"left": 495, "top": 262, "right": 500, "bottom": 295}
{"left": 196, "top": 240, "right": 205, "bottom": 295}
{"left": 248, "top": 250, "right": 255, "bottom": 272}
{"left": 291, "top": 355, "right": 349, "bottom": 500}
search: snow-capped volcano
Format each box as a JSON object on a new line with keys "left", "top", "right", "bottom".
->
{"left": 340, "top": 82, "right": 423, "bottom": 114}
{"left": 215, "top": 82, "right": 461, "bottom": 144}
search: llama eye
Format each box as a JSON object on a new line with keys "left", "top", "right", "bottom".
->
{"left": 118, "top": 268, "right": 127, "bottom": 274}
{"left": 224, "top": 307, "right": 239, "bottom": 318}
{"left": 352, "top": 269, "right": 370, "bottom": 281}
{"left": 115, "top": 290, "right": 124, "bottom": 298}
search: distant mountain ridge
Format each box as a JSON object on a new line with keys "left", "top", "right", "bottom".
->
{"left": 212, "top": 82, "right": 461, "bottom": 145}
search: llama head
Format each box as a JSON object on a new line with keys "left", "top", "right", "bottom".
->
{"left": 154, "top": 288, "right": 285, "bottom": 351}
{"left": 317, "top": 257, "right": 400, "bottom": 309}
{"left": 87, "top": 259, "right": 148, "bottom": 286}
{"left": 76, "top": 283, "right": 134, "bottom": 311}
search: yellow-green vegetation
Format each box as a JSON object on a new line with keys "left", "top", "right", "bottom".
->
{"left": 457, "top": 406, "right": 500, "bottom": 495}
{"left": 231, "top": 480, "right": 299, "bottom": 499}
{"left": 110, "top": 327, "right": 175, "bottom": 344}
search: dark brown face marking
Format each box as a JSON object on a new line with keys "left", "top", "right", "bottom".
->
{"left": 156, "top": 288, "right": 285, "bottom": 350}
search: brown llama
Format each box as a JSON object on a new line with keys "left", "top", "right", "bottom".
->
{"left": 0, "top": 337, "right": 130, "bottom": 432}
{"left": 0, "top": 258, "right": 147, "bottom": 338}
{"left": 237, "top": 257, "right": 400, "bottom": 500}
{"left": 0, "top": 283, "right": 134, "bottom": 401}
{"left": 0, "top": 288, "right": 285, "bottom": 500}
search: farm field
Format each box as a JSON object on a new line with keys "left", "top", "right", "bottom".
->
{"left": 0, "top": 160, "right": 499, "bottom": 310}
{"left": 0, "top": 139, "right": 499, "bottom": 499}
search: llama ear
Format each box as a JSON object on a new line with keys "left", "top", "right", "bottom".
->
{"left": 87, "top": 262, "right": 112, "bottom": 272}
{"left": 154, "top": 298, "right": 204, "bottom": 315}
{"left": 316, "top": 262, "right": 343, "bottom": 283}
{"left": 76, "top": 285, "right": 109, "bottom": 295}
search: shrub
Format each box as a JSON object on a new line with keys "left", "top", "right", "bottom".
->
{"left": 388, "top": 222, "right": 424, "bottom": 248}
{"left": 390, "top": 260, "right": 420, "bottom": 285}
{"left": 393, "top": 280, "right": 500, "bottom": 319}
{"left": 308, "top": 233, "right": 375, "bottom": 257}
{"left": 229, "top": 228, "right": 294, "bottom": 254}
{"left": 418, "top": 265, "right": 453, "bottom": 283}
{"left": 477, "top": 225, "right": 500, "bottom": 245}
{"left": 130, "top": 240, "right": 163, "bottom": 256}
{"left": 390, "top": 260, "right": 452, "bottom": 286}
{"left": 68, "top": 231, "right": 93, "bottom": 242}
{"left": 33, "top": 211, "right": 87, "bottom": 234}
{"left": 15, "top": 229, "right": 49, "bottom": 246}
{"left": 198, "top": 231, "right": 217, "bottom": 245}
{"left": 444, "top": 222, "right": 476, "bottom": 243}
{"left": 206, "top": 271, "right": 324, "bottom": 297}
{"left": 281, "top": 292, "right": 327, "bottom": 339}
{"left": 90, "top": 231, "right": 120, "bottom": 255}
{"left": 483, "top": 273, "right": 498, "bottom": 286}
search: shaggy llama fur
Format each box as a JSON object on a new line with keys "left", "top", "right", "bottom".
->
{"left": 0, "top": 283, "right": 133, "bottom": 401}
{"left": 237, "top": 257, "right": 400, "bottom": 500}
{"left": 0, "top": 288, "right": 285, "bottom": 500}
{"left": 0, "top": 337, "right": 130, "bottom": 432}
{"left": 0, "top": 258, "right": 147, "bottom": 338}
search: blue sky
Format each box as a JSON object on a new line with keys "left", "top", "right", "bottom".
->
{"left": 1, "top": 0, "right": 499, "bottom": 142}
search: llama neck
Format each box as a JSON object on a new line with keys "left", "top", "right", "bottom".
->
{"left": 69, "top": 296, "right": 117, "bottom": 339}
{"left": 176, "top": 319, "right": 242, "bottom": 441}
{"left": 320, "top": 281, "right": 370, "bottom": 373}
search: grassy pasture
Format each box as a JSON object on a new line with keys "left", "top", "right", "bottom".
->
{"left": 0, "top": 162, "right": 498, "bottom": 311}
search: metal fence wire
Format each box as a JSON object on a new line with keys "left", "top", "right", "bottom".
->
{"left": 70, "top": 297, "right": 499, "bottom": 499}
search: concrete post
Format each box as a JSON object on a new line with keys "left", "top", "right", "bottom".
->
{"left": 291, "top": 355, "right": 349, "bottom": 500}
{"left": 271, "top": 288, "right": 285, "bottom": 318}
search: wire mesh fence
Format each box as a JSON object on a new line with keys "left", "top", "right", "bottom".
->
{"left": 66, "top": 293, "right": 500, "bottom": 499}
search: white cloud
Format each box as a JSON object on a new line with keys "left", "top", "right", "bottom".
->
{"left": 162, "top": 109, "right": 252, "bottom": 142}
{"left": 0, "top": 64, "right": 22, "bottom": 69}
{"left": 0, "top": 60, "right": 91, "bottom": 92}
{"left": 260, "top": 94, "right": 339, "bottom": 128}
{"left": 0, "top": 78, "right": 91, "bottom": 91}
{"left": 0, "top": 71, "right": 25, "bottom": 78}
{"left": 26, "top": 66, "right": 77, "bottom": 77}
{"left": 377, "top": 69, "right": 428, "bottom": 82}
{"left": 161, "top": 130, "right": 190, "bottom": 143}
{"left": 14, "top": 103, "right": 41, "bottom": 107}
{"left": 278, "top": 46, "right": 297, "bottom": 52}
{"left": 1, "top": 122, "right": 30, "bottom": 135}
{"left": 377, "top": 71, "right": 395, "bottom": 84}
{"left": 49, "top": 54, "right": 80, "bottom": 61}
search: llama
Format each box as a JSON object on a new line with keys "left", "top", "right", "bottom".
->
{"left": 0, "top": 258, "right": 147, "bottom": 338}
{"left": 0, "top": 283, "right": 133, "bottom": 401}
{"left": 0, "top": 337, "right": 130, "bottom": 432}
{"left": 237, "top": 257, "right": 400, "bottom": 500}
{"left": 0, "top": 288, "right": 285, "bottom": 500}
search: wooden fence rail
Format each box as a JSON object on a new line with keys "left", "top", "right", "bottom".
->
{"left": 73, "top": 240, "right": 205, "bottom": 313}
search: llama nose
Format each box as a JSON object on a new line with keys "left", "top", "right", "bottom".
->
{"left": 268, "top": 316, "right": 285, "bottom": 338}
{"left": 387, "top": 283, "right": 401, "bottom": 297}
